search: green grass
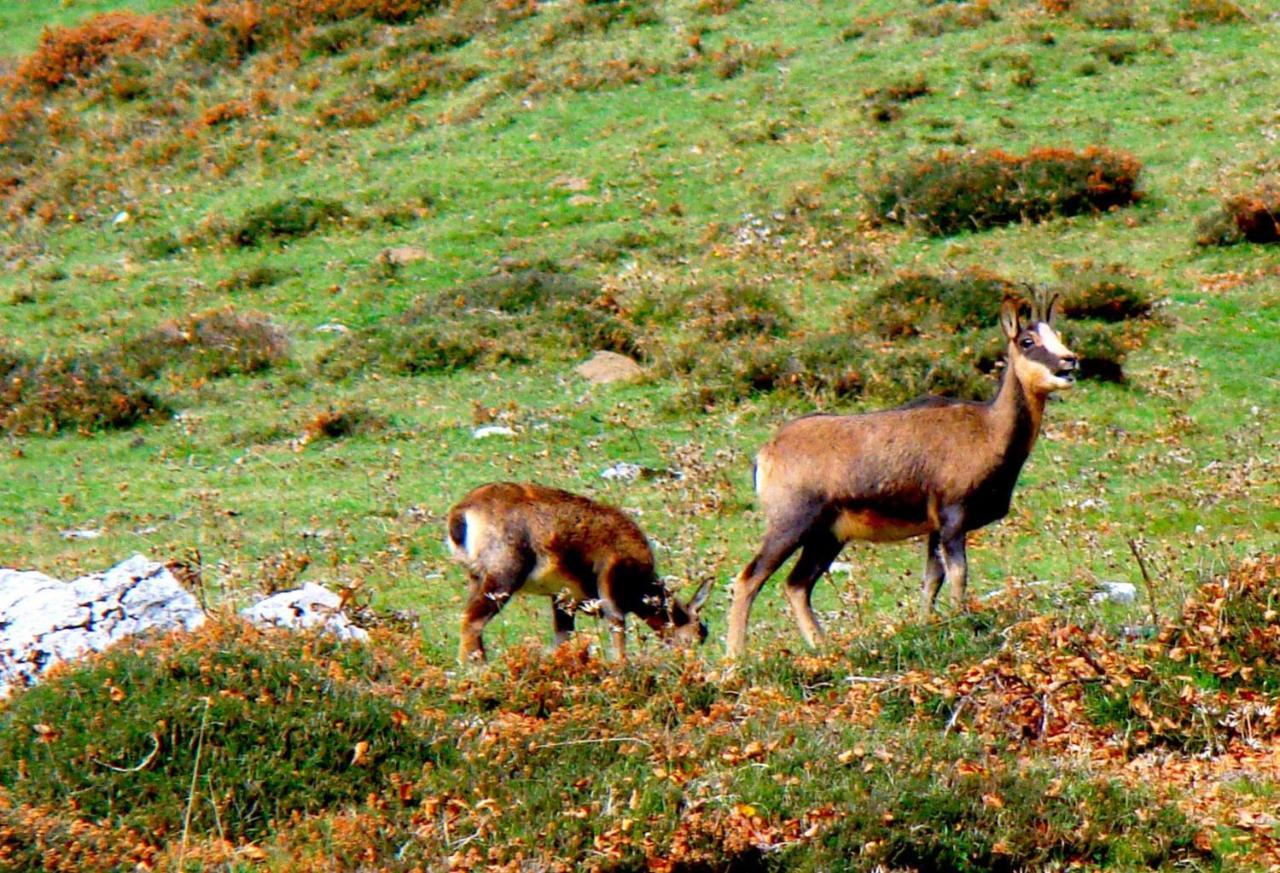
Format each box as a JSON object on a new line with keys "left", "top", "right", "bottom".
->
{"left": 0, "top": 0, "right": 1278, "bottom": 865}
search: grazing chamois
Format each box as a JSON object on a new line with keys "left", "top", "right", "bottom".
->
{"left": 447, "top": 482, "right": 712, "bottom": 662}
{"left": 726, "top": 293, "right": 1079, "bottom": 658}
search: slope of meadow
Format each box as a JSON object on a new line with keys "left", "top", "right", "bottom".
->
{"left": 0, "top": 0, "right": 1277, "bottom": 869}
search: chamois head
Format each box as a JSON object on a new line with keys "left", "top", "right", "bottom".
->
{"left": 653, "top": 576, "right": 714, "bottom": 648}
{"left": 1001, "top": 290, "right": 1078, "bottom": 395}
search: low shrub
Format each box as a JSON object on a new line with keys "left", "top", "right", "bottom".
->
{"left": 217, "top": 263, "right": 293, "bottom": 292}
{"left": 14, "top": 11, "right": 169, "bottom": 93}
{"left": 686, "top": 282, "right": 792, "bottom": 341}
{"left": 438, "top": 266, "right": 595, "bottom": 314}
{"left": 1055, "top": 264, "right": 1155, "bottom": 321}
{"left": 1195, "top": 186, "right": 1280, "bottom": 246}
{"left": 1061, "top": 320, "right": 1129, "bottom": 382}
{"left": 316, "top": 317, "right": 508, "bottom": 379}
{"left": 300, "top": 403, "right": 388, "bottom": 442}
{"left": 0, "top": 351, "right": 167, "bottom": 435}
{"left": 119, "top": 307, "right": 291, "bottom": 380}
{"left": 1173, "top": 0, "right": 1247, "bottom": 27}
{"left": 671, "top": 332, "right": 873, "bottom": 409}
{"left": 872, "top": 146, "right": 1142, "bottom": 236}
{"left": 1080, "top": 0, "right": 1137, "bottom": 29}
{"left": 862, "top": 341, "right": 992, "bottom": 404}
{"left": 0, "top": 624, "right": 448, "bottom": 843}
{"left": 1086, "top": 555, "right": 1280, "bottom": 752}
{"left": 861, "top": 269, "right": 1017, "bottom": 338}
{"left": 224, "top": 196, "right": 348, "bottom": 247}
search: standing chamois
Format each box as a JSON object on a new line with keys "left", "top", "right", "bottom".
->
{"left": 726, "top": 293, "right": 1079, "bottom": 658}
{"left": 447, "top": 482, "right": 712, "bottom": 662}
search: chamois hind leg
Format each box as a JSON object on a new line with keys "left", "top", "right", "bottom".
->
{"left": 459, "top": 574, "right": 514, "bottom": 663}
{"left": 551, "top": 598, "right": 576, "bottom": 647}
{"left": 783, "top": 533, "right": 844, "bottom": 649}
{"left": 726, "top": 516, "right": 810, "bottom": 658}
{"left": 941, "top": 532, "right": 969, "bottom": 612}
{"left": 921, "top": 532, "right": 944, "bottom": 615}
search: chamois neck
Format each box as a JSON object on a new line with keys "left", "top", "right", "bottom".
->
{"left": 988, "top": 360, "right": 1046, "bottom": 457}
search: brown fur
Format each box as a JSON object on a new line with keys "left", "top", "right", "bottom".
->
{"left": 446, "top": 482, "right": 711, "bottom": 662}
{"left": 726, "top": 297, "right": 1078, "bottom": 658}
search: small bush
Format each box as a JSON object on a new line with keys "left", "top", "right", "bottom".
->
{"left": 1055, "top": 264, "right": 1154, "bottom": 321}
{"left": 0, "top": 352, "right": 167, "bottom": 435}
{"left": 316, "top": 318, "right": 507, "bottom": 380}
{"left": 1174, "top": 0, "right": 1248, "bottom": 26}
{"left": 671, "top": 332, "right": 871, "bottom": 409}
{"left": 861, "top": 269, "right": 1016, "bottom": 338}
{"left": 1195, "top": 186, "right": 1280, "bottom": 246}
{"left": 135, "top": 232, "right": 183, "bottom": 260}
{"left": 0, "top": 625, "right": 448, "bottom": 842}
{"left": 1061, "top": 320, "right": 1129, "bottom": 382}
{"left": 225, "top": 196, "right": 348, "bottom": 247}
{"left": 15, "top": 12, "right": 169, "bottom": 93}
{"left": 1080, "top": 0, "right": 1136, "bottom": 29}
{"left": 120, "top": 307, "right": 291, "bottom": 380}
{"left": 217, "top": 264, "right": 293, "bottom": 292}
{"left": 300, "top": 403, "right": 388, "bottom": 442}
{"left": 1093, "top": 37, "right": 1140, "bottom": 65}
{"left": 437, "top": 267, "right": 595, "bottom": 315}
{"left": 864, "top": 341, "right": 992, "bottom": 404}
{"left": 872, "top": 146, "right": 1142, "bottom": 236}
{"left": 687, "top": 282, "right": 793, "bottom": 341}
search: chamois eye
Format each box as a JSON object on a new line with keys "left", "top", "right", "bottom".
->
{"left": 1019, "top": 336, "right": 1035, "bottom": 349}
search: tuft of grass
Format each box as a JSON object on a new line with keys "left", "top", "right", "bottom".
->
{"left": 118, "top": 307, "right": 291, "bottom": 380}
{"left": 872, "top": 147, "right": 1142, "bottom": 236}
{"left": 222, "top": 196, "right": 349, "bottom": 248}
{"left": 0, "top": 350, "right": 167, "bottom": 436}
{"left": 217, "top": 263, "right": 294, "bottom": 292}
{"left": 686, "top": 281, "right": 793, "bottom": 341}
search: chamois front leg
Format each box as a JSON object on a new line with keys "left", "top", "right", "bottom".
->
{"left": 459, "top": 576, "right": 513, "bottom": 663}
{"left": 597, "top": 563, "right": 629, "bottom": 661}
{"left": 551, "top": 598, "right": 576, "bottom": 647}
{"left": 783, "top": 533, "right": 843, "bottom": 649}
{"left": 921, "top": 532, "right": 944, "bottom": 615}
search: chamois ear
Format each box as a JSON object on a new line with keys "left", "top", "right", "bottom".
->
{"left": 999, "top": 296, "right": 1021, "bottom": 340}
{"left": 687, "top": 576, "right": 715, "bottom": 615}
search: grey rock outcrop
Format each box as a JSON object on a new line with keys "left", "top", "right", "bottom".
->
{"left": 0, "top": 555, "right": 206, "bottom": 698}
{"left": 239, "top": 582, "right": 370, "bottom": 642}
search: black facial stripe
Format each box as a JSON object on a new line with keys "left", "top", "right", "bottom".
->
{"left": 1018, "top": 328, "right": 1071, "bottom": 370}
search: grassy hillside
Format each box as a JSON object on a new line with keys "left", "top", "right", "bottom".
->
{"left": 0, "top": 0, "right": 1277, "bottom": 868}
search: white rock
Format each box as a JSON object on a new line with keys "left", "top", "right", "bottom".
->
{"left": 0, "top": 555, "right": 206, "bottom": 698}
{"left": 315, "top": 322, "right": 351, "bottom": 334}
{"left": 473, "top": 425, "right": 517, "bottom": 439}
{"left": 601, "top": 462, "right": 643, "bottom": 481}
{"left": 240, "top": 583, "right": 369, "bottom": 642}
{"left": 1090, "top": 581, "right": 1138, "bottom": 605}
